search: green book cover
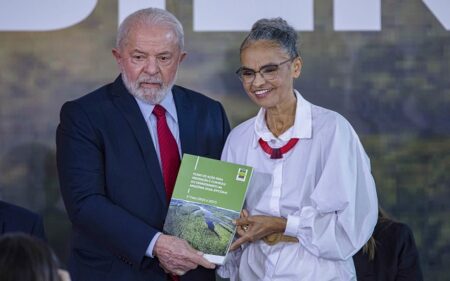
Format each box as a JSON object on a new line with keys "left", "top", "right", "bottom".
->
{"left": 163, "top": 154, "right": 253, "bottom": 265}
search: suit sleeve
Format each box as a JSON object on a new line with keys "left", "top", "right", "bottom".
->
{"left": 56, "top": 101, "right": 158, "bottom": 268}
{"left": 217, "top": 102, "right": 231, "bottom": 145}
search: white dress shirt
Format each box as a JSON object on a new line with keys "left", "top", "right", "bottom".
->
{"left": 218, "top": 90, "right": 378, "bottom": 281}
{"left": 134, "top": 91, "right": 182, "bottom": 163}
{"left": 134, "top": 91, "right": 182, "bottom": 258}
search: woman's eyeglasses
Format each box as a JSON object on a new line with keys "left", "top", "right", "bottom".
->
{"left": 235, "top": 57, "right": 295, "bottom": 84}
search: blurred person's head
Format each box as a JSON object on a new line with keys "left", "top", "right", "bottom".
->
{"left": 0, "top": 233, "right": 69, "bottom": 281}
{"left": 362, "top": 207, "right": 392, "bottom": 260}
{"left": 113, "top": 7, "right": 186, "bottom": 105}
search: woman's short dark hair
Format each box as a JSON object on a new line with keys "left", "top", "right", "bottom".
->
{"left": 0, "top": 233, "right": 61, "bottom": 281}
{"left": 240, "top": 17, "right": 299, "bottom": 58}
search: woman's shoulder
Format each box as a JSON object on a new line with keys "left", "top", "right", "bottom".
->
{"left": 311, "top": 104, "right": 351, "bottom": 127}
{"left": 376, "top": 219, "right": 415, "bottom": 241}
{"left": 221, "top": 117, "right": 256, "bottom": 162}
{"left": 227, "top": 116, "right": 257, "bottom": 141}
{"left": 310, "top": 104, "right": 356, "bottom": 141}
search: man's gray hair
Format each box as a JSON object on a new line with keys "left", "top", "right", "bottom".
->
{"left": 240, "top": 18, "right": 299, "bottom": 58}
{"left": 116, "top": 8, "right": 184, "bottom": 51}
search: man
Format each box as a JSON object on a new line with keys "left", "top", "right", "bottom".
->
{"left": 56, "top": 8, "right": 230, "bottom": 281}
{"left": 0, "top": 200, "right": 46, "bottom": 240}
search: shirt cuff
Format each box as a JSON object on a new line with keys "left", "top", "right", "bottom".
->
{"left": 284, "top": 214, "right": 300, "bottom": 237}
{"left": 145, "top": 232, "right": 162, "bottom": 258}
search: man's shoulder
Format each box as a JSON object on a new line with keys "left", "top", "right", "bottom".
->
{"left": 72, "top": 81, "right": 116, "bottom": 105}
{"left": 59, "top": 79, "right": 120, "bottom": 117}
{"left": 172, "top": 85, "right": 220, "bottom": 105}
{"left": 0, "top": 201, "right": 46, "bottom": 239}
{"left": 0, "top": 201, "right": 40, "bottom": 224}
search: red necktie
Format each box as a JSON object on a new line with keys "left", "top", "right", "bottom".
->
{"left": 152, "top": 104, "right": 180, "bottom": 203}
{"left": 258, "top": 138, "right": 299, "bottom": 159}
{"left": 153, "top": 105, "right": 180, "bottom": 281}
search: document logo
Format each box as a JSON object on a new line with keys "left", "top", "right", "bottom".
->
{"left": 236, "top": 168, "right": 248, "bottom": 182}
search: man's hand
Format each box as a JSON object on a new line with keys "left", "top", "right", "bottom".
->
{"left": 230, "top": 209, "right": 287, "bottom": 251}
{"left": 154, "top": 234, "right": 215, "bottom": 276}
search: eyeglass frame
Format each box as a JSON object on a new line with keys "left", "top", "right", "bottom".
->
{"left": 235, "top": 57, "right": 297, "bottom": 83}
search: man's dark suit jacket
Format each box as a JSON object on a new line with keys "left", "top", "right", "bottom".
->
{"left": 56, "top": 76, "right": 230, "bottom": 281}
{"left": 353, "top": 220, "right": 423, "bottom": 281}
{"left": 0, "top": 200, "right": 46, "bottom": 240}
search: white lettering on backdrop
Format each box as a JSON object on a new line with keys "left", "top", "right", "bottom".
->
{"left": 0, "top": 0, "right": 448, "bottom": 31}
{"left": 0, "top": 0, "right": 97, "bottom": 31}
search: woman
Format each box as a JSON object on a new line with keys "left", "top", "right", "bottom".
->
{"left": 0, "top": 233, "right": 71, "bottom": 281}
{"left": 218, "top": 18, "right": 378, "bottom": 280}
{"left": 353, "top": 208, "right": 423, "bottom": 281}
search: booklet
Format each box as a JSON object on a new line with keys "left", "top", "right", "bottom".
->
{"left": 163, "top": 154, "right": 253, "bottom": 265}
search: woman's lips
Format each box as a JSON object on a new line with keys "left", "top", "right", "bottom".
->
{"left": 253, "top": 88, "right": 272, "bottom": 98}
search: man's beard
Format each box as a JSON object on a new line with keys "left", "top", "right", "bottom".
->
{"left": 121, "top": 71, "right": 175, "bottom": 105}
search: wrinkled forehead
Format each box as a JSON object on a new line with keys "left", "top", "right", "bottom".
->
{"left": 240, "top": 40, "right": 289, "bottom": 66}
{"left": 241, "top": 39, "right": 286, "bottom": 55}
{"left": 123, "top": 23, "right": 179, "bottom": 50}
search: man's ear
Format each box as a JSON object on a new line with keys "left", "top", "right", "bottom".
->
{"left": 112, "top": 48, "right": 122, "bottom": 65}
{"left": 179, "top": 51, "right": 187, "bottom": 64}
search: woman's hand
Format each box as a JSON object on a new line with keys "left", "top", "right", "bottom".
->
{"left": 230, "top": 209, "right": 287, "bottom": 250}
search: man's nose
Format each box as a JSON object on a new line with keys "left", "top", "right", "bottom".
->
{"left": 143, "top": 57, "right": 159, "bottom": 74}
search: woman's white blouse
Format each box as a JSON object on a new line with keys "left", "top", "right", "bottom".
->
{"left": 218, "top": 91, "right": 378, "bottom": 281}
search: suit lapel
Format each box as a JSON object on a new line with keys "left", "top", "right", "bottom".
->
{"left": 110, "top": 76, "right": 167, "bottom": 207}
{"left": 173, "top": 86, "right": 198, "bottom": 157}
